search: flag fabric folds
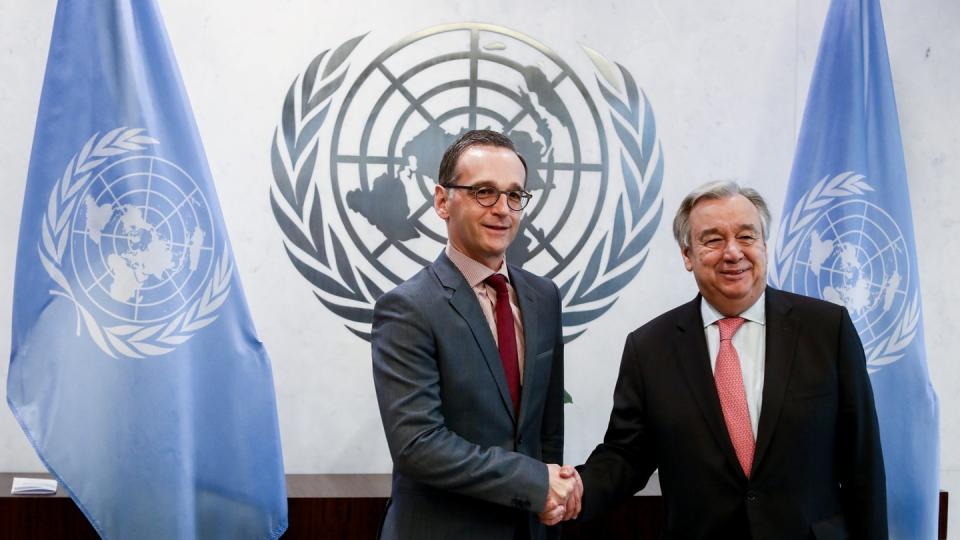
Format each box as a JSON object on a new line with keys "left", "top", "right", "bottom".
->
{"left": 8, "top": 1, "right": 288, "bottom": 538}
{"left": 770, "top": 0, "right": 939, "bottom": 537}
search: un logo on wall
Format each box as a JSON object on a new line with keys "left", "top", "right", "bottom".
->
{"left": 271, "top": 24, "right": 664, "bottom": 341}
{"left": 770, "top": 172, "right": 921, "bottom": 371}
{"left": 39, "top": 128, "right": 233, "bottom": 358}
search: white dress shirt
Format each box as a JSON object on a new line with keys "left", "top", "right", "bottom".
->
{"left": 701, "top": 293, "right": 766, "bottom": 437}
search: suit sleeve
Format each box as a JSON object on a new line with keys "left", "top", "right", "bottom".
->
{"left": 577, "top": 331, "right": 658, "bottom": 521}
{"left": 372, "top": 289, "right": 550, "bottom": 511}
{"left": 835, "top": 307, "right": 888, "bottom": 538}
{"left": 539, "top": 282, "right": 564, "bottom": 466}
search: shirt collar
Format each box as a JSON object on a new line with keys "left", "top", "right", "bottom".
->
{"left": 700, "top": 291, "right": 766, "bottom": 328}
{"left": 445, "top": 244, "right": 509, "bottom": 288}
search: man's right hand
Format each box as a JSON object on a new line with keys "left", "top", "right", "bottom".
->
{"left": 558, "top": 465, "right": 582, "bottom": 521}
{"left": 539, "top": 464, "right": 581, "bottom": 526}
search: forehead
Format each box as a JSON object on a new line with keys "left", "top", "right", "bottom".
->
{"left": 689, "top": 195, "right": 762, "bottom": 232}
{"left": 455, "top": 145, "right": 525, "bottom": 187}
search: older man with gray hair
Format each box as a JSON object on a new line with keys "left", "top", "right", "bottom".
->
{"left": 566, "top": 181, "right": 887, "bottom": 538}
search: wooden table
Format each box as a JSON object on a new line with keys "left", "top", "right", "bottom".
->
{"left": 1, "top": 473, "right": 948, "bottom": 539}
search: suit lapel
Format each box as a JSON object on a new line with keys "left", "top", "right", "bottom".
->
{"left": 432, "top": 253, "right": 517, "bottom": 422}
{"left": 752, "top": 288, "right": 799, "bottom": 474}
{"left": 508, "top": 265, "right": 538, "bottom": 429}
{"left": 673, "top": 295, "right": 745, "bottom": 478}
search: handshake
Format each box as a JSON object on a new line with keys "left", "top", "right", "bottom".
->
{"left": 539, "top": 463, "right": 583, "bottom": 526}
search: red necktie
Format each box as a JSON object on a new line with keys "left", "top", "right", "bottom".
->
{"left": 485, "top": 274, "right": 521, "bottom": 414}
{"left": 715, "top": 317, "right": 755, "bottom": 477}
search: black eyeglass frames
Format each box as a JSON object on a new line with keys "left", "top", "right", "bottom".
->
{"left": 444, "top": 185, "right": 533, "bottom": 211}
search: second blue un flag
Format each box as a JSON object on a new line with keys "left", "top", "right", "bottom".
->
{"left": 770, "top": 0, "right": 940, "bottom": 538}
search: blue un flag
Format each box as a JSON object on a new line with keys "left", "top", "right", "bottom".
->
{"left": 769, "top": 0, "right": 939, "bottom": 537}
{"left": 8, "top": 1, "right": 288, "bottom": 538}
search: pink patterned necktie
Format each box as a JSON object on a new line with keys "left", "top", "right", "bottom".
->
{"left": 485, "top": 274, "right": 521, "bottom": 414}
{"left": 715, "top": 317, "right": 755, "bottom": 477}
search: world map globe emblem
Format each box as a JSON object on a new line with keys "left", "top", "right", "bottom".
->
{"left": 788, "top": 199, "right": 911, "bottom": 350}
{"left": 69, "top": 155, "right": 215, "bottom": 324}
{"left": 272, "top": 26, "right": 663, "bottom": 339}
{"left": 329, "top": 23, "right": 609, "bottom": 285}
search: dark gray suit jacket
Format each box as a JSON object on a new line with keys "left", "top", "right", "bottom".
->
{"left": 372, "top": 252, "right": 565, "bottom": 540}
{"left": 579, "top": 288, "right": 886, "bottom": 539}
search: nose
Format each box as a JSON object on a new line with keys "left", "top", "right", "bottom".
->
{"left": 490, "top": 192, "right": 511, "bottom": 214}
{"left": 722, "top": 239, "right": 743, "bottom": 261}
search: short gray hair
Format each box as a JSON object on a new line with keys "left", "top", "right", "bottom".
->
{"left": 672, "top": 180, "right": 771, "bottom": 250}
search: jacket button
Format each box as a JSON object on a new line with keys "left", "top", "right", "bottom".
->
{"left": 746, "top": 490, "right": 759, "bottom": 502}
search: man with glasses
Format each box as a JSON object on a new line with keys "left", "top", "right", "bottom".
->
{"left": 372, "top": 130, "right": 579, "bottom": 539}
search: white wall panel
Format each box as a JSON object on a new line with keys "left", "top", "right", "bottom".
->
{"left": 1, "top": 0, "right": 956, "bottom": 532}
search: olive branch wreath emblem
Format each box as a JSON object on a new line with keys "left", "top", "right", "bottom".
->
{"left": 769, "top": 171, "right": 920, "bottom": 370}
{"left": 38, "top": 127, "right": 233, "bottom": 359}
{"left": 270, "top": 35, "right": 663, "bottom": 343}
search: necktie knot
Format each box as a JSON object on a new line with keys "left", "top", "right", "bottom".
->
{"left": 485, "top": 274, "right": 509, "bottom": 298}
{"left": 718, "top": 317, "right": 746, "bottom": 341}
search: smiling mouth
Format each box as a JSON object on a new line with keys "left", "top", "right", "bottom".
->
{"left": 721, "top": 268, "right": 751, "bottom": 276}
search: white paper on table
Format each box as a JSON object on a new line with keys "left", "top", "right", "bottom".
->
{"left": 11, "top": 477, "right": 58, "bottom": 495}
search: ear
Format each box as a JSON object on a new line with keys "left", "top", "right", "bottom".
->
{"left": 681, "top": 246, "right": 694, "bottom": 271}
{"left": 434, "top": 184, "right": 449, "bottom": 220}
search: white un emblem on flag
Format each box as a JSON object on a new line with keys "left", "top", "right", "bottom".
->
{"left": 771, "top": 172, "right": 921, "bottom": 371}
{"left": 39, "top": 128, "right": 233, "bottom": 358}
{"left": 73, "top": 156, "right": 212, "bottom": 322}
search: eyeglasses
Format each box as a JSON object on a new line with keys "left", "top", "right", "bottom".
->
{"left": 444, "top": 185, "right": 533, "bottom": 211}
